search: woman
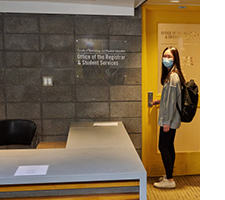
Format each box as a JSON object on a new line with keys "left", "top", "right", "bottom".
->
{"left": 152, "top": 47, "right": 186, "bottom": 189}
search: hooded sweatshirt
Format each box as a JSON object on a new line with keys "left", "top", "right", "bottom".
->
{"left": 158, "top": 72, "right": 182, "bottom": 129}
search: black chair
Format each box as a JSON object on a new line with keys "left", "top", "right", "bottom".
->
{"left": 0, "top": 119, "right": 37, "bottom": 146}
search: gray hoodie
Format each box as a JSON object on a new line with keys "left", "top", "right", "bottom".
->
{"left": 158, "top": 72, "right": 182, "bottom": 129}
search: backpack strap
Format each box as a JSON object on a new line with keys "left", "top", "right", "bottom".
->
{"left": 176, "top": 82, "right": 184, "bottom": 119}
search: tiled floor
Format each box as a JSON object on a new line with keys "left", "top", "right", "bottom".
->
{"left": 147, "top": 175, "right": 200, "bottom": 200}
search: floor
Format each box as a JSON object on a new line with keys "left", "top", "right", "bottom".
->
{"left": 147, "top": 175, "right": 200, "bottom": 200}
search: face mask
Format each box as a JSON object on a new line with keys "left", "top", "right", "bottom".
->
{"left": 162, "top": 58, "right": 174, "bottom": 68}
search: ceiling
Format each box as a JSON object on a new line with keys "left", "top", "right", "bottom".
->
{"left": 0, "top": 0, "right": 147, "bottom": 15}
{"left": 0, "top": 0, "right": 200, "bottom": 16}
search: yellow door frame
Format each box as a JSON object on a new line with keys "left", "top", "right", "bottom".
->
{"left": 142, "top": 5, "right": 200, "bottom": 177}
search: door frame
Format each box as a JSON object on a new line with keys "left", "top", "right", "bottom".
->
{"left": 141, "top": 5, "right": 200, "bottom": 177}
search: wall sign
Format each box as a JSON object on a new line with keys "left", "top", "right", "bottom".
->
{"left": 75, "top": 39, "right": 128, "bottom": 81}
{"left": 76, "top": 49, "right": 126, "bottom": 67}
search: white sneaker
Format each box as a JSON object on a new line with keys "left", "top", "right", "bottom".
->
{"left": 159, "top": 175, "right": 166, "bottom": 182}
{"left": 154, "top": 178, "right": 176, "bottom": 189}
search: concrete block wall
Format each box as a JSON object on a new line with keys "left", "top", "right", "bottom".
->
{"left": 0, "top": 9, "right": 142, "bottom": 156}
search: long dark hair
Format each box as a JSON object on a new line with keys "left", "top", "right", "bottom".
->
{"left": 160, "top": 46, "right": 186, "bottom": 86}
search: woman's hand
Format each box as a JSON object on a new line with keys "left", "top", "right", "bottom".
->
{"left": 163, "top": 124, "right": 170, "bottom": 132}
{"left": 152, "top": 100, "right": 160, "bottom": 105}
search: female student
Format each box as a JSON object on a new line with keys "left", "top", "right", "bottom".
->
{"left": 152, "top": 46, "right": 186, "bottom": 189}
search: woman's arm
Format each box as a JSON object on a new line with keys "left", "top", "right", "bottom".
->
{"left": 153, "top": 99, "right": 169, "bottom": 132}
{"left": 163, "top": 73, "right": 180, "bottom": 130}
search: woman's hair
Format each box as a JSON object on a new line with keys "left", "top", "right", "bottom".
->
{"left": 160, "top": 46, "right": 186, "bottom": 86}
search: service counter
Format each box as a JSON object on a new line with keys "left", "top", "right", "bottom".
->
{"left": 0, "top": 122, "right": 147, "bottom": 200}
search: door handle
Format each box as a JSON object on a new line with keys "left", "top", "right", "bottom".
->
{"left": 148, "top": 91, "right": 153, "bottom": 107}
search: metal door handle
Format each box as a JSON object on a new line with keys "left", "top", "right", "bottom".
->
{"left": 148, "top": 92, "right": 153, "bottom": 107}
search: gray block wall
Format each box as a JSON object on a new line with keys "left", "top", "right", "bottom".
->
{"left": 0, "top": 9, "right": 142, "bottom": 156}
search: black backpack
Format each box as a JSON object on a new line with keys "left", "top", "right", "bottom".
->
{"left": 176, "top": 79, "right": 199, "bottom": 123}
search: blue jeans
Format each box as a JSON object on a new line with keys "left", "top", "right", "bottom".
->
{"left": 159, "top": 127, "right": 176, "bottom": 179}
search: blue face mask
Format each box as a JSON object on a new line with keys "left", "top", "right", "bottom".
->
{"left": 162, "top": 58, "right": 174, "bottom": 68}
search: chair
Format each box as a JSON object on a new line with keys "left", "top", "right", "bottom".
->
{"left": 0, "top": 119, "right": 37, "bottom": 146}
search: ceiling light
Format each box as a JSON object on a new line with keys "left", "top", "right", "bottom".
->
{"left": 170, "top": 0, "right": 180, "bottom": 2}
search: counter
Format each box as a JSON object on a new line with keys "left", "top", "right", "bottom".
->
{"left": 0, "top": 121, "right": 146, "bottom": 200}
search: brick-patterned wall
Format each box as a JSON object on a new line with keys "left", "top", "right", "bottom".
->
{"left": 0, "top": 9, "right": 142, "bottom": 156}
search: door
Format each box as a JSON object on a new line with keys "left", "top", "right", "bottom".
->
{"left": 142, "top": 5, "right": 200, "bottom": 176}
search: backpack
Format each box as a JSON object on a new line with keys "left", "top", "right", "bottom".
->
{"left": 176, "top": 79, "right": 199, "bottom": 123}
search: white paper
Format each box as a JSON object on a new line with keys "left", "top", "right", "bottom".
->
{"left": 14, "top": 165, "right": 49, "bottom": 176}
{"left": 93, "top": 122, "right": 118, "bottom": 127}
